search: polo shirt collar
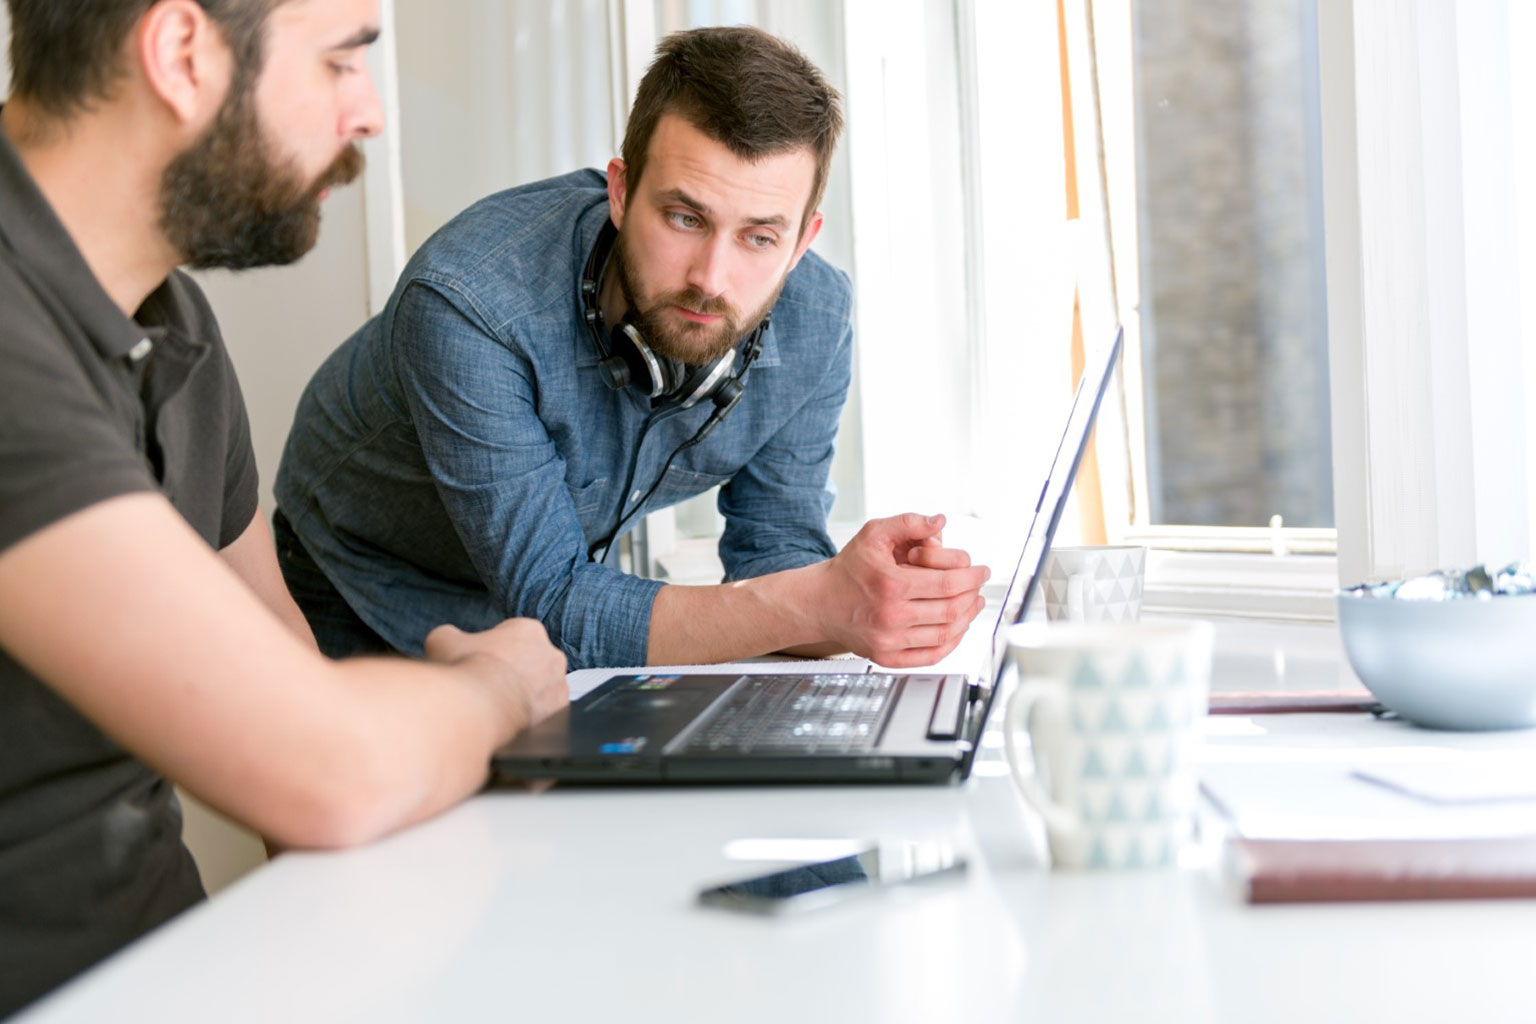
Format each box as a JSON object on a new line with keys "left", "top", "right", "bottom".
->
{"left": 0, "top": 107, "right": 163, "bottom": 363}
{"left": 571, "top": 196, "right": 783, "bottom": 372}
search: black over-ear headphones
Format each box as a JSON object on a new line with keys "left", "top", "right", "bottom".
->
{"left": 581, "top": 218, "right": 765, "bottom": 421}
{"left": 580, "top": 217, "right": 770, "bottom": 562}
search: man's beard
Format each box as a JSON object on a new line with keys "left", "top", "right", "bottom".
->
{"left": 613, "top": 226, "right": 783, "bottom": 366}
{"left": 158, "top": 80, "right": 364, "bottom": 271}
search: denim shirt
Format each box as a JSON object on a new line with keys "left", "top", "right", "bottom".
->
{"left": 275, "top": 169, "right": 853, "bottom": 669}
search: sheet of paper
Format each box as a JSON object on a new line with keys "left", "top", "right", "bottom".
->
{"left": 1200, "top": 761, "right": 1536, "bottom": 841}
{"left": 1354, "top": 757, "right": 1536, "bottom": 804}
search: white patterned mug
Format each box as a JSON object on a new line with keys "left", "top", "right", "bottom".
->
{"left": 1004, "top": 620, "right": 1213, "bottom": 870}
{"left": 1041, "top": 545, "right": 1147, "bottom": 623}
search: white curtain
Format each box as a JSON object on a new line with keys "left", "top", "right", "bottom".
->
{"left": 394, "top": 0, "right": 616, "bottom": 252}
{"left": 1, "top": 4, "right": 11, "bottom": 97}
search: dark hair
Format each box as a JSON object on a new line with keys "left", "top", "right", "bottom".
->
{"left": 621, "top": 26, "right": 843, "bottom": 234}
{"left": 4, "top": 0, "right": 277, "bottom": 120}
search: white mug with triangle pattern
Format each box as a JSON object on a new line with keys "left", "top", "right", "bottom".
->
{"left": 1042, "top": 545, "right": 1147, "bottom": 623}
{"left": 1004, "top": 620, "right": 1213, "bottom": 870}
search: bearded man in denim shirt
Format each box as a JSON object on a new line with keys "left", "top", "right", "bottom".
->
{"left": 275, "top": 26, "right": 990, "bottom": 671}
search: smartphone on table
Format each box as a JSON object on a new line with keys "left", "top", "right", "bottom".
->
{"left": 697, "top": 839, "right": 967, "bottom": 915}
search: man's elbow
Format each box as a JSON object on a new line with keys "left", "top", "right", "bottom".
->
{"left": 248, "top": 750, "right": 421, "bottom": 851}
{"left": 256, "top": 787, "right": 390, "bottom": 851}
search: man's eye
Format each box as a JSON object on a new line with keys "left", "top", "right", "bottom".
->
{"left": 747, "top": 234, "right": 778, "bottom": 249}
{"left": 329, "top": 61, "right": 360, "bottom": 76}
{"left": 668, "top": 212, "right": 701, "bottom": 230}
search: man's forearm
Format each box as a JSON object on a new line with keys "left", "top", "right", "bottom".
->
{"left": 646, "top": 562, "right": 828, "bottom": 665}
{"left": 644, "top": 514, "right": 991, "bottom": 670}
{"left": 0, "top": 495, "right": 567, "bottom": 852}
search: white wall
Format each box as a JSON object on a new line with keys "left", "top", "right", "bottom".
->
{"left": 194, "top": 186, "right": 375, "bottom": 511}
{"left": 394, "top": 0, "right": 614, "bottom": 252}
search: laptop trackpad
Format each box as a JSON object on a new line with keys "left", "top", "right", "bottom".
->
{"left": 571, "top": 675, "right": 737, "bottom": 755}
{"left": 595, "top": 690, "right": 712, "bottom": 716}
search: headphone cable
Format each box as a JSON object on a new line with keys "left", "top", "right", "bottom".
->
{"left": 588, "top": 402, "right": 695, "bottom": 564}
{"left": 582, "top": 306, "right": 767, "bottom": 566}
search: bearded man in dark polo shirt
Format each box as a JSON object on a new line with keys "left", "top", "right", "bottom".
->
{"left": 0, "top": 1, "right": 569, "bottom": 1015}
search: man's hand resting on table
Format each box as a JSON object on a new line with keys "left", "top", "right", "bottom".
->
{"left": 424, "top": 618, "right": 571, "bottom": 731}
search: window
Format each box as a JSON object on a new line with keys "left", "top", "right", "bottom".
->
{"left": 1132, "top": 0, "right": 1333, "bottom": 533}
{"left": 1048, "top": 0, "right": 1338, "bottom": 559}
{"left": 952, "top": 0, "right": 1343, "bottom": 619}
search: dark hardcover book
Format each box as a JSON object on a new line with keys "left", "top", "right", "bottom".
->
{"left": 1208, "top": 691, "right": 1381, "bottom": 715}
{"left": 1225, "top": 836, "right": 1536, "bottom": 903}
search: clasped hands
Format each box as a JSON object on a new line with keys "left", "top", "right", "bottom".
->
{"left": 813, "top": 512, "right": 990, "bottom": 668}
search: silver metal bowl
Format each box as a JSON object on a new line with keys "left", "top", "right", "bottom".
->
{"left": 1337, "top": 591, "right": 1536, "bottom": 730}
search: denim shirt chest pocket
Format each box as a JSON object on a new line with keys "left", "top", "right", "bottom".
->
{"left": 646, "top": 465, "right": 732, "bottom": 512}
{"left": 574, "top": 465, "right": 731, "bottom": 543}
{"left": 570, "top": 475, "right": 610, "bottom": 519}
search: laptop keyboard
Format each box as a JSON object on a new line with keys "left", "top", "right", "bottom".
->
{"left": 682, "top": 674, "right": 902, "bottom": 755}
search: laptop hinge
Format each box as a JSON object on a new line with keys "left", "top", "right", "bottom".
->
{"left": 925, "top": 675, "right": 967, "bottom": 740}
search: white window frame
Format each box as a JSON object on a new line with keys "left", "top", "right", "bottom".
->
{"left": 1058, "top": 0, "right": 1534, "bottom": 622}
{"left": 361, "top": 0, "right": 406, "bottom": 317}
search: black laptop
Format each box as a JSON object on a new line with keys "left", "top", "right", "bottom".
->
{"left": 492, "top": 328, "right": 1124, "bottom": 784}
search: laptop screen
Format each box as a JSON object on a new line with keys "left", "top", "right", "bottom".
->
{"left": 959, "top": 327, "right": 1125, "bottom": 772}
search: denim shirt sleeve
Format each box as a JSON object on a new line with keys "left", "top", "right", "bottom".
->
{"left": 717, "top": 313, "right": 850, "bottom": 581}
{"left": 388, "top": 279, "right": 662, "bottom": 668}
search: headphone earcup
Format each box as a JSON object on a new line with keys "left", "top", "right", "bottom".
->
{"left": 610, "top": 320, "right": 686, "bottom": 398}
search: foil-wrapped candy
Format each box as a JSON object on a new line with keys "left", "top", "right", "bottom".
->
{"left": 1495, "top": 564, "right": 1536, "bottom": 595}
{"left": 1343, "top": 562, "right": 1536, "bottom": 601}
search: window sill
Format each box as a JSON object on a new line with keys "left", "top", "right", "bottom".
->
{"left": 1122, "top": 525, "right": 1336, "bottom": 556}
{"left": 648, "top": 523, "right": 1340, "bottom": 625}
{"left": 1142, "top": 550, "right": 1339, "bottom": 624}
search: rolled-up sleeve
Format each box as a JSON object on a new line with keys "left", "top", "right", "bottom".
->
{"left": 389, "top": 280, "right": 662, "bottom": 668}
{"left": 717, "top": 312, "right": 852, "bottom": 581}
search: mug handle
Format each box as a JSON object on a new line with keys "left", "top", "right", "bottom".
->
{"left": 1004, "top": 679, "right": 1083, "bottom": 843}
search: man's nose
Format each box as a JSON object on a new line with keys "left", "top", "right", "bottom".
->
{"left": 343, "top": 64, "right": 385, "bottom": 140}
{"left": 685, "top": 235, "right": 732, "bottom": 299}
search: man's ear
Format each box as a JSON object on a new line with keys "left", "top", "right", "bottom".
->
{"left": 606, "top": 158, "right": 629, "bottom": 228}
{"left": 137, "top": 0, "right": 233, "bottom": 126}
{"left": 788, "top": 211, "right": 824, "bottom": 272}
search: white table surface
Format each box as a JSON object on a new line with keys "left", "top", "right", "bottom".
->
{"left": 19, "top": 621, "right": 1536, "bottom": 1024}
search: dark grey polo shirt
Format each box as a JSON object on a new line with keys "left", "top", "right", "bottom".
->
{"left": 0, "top": 116, "right": 259, "bottom": 1016}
